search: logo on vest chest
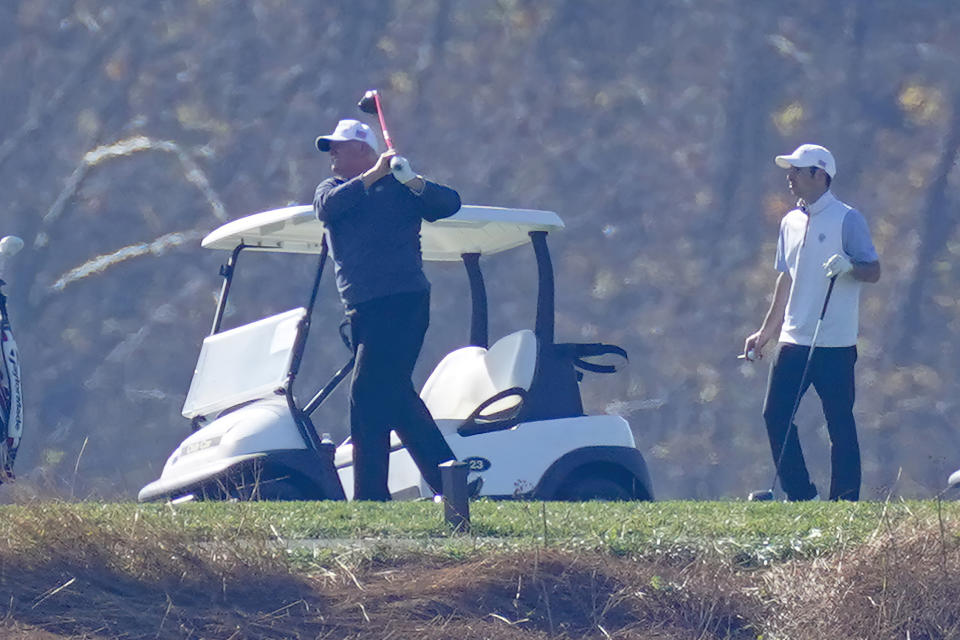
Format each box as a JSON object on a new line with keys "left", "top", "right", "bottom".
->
{"left": 819, "top": 233, "right": 826, "bottom": 243}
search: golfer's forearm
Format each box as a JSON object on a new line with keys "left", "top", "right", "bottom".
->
{"left": 759, "top": 311, "right": 784, "bottom": 340}
{"left": 360, "top": 167, "right": 392, "bottom": 189}
{"left": 760, "top": 272, "right": 791, "bottom": 337}
{"left": 851, "top": 260, "right": 881, "bottom": 283}
{"left": 405, "top": 176, "right": 426, "bottom": 194}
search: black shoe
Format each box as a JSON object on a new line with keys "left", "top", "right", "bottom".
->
{"left": 785, "top": 482, "right": 818, "bottom": 502}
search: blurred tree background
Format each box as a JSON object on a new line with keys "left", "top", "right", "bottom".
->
{"left": 2, "top": 0, "right": 959, "bottom": 501}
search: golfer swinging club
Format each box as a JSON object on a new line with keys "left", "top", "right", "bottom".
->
{"left": 744, "top": 144, "right": 880, "bottom": 501}
{"left": 313, "top": 119, "right": 460, "bottom": 500}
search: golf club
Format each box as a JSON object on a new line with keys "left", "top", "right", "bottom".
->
{"left": 357, "top": 89, "right": 417, "bottom": 182}
{"left": 357, "top": 89, "right": 394, "bottom": 150}
{"left": 748, "top": 274, "right": 838, "bottom": 502}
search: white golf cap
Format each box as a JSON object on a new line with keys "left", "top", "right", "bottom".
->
{"left": 315, "top": 119, "right": 379, "bottom": 153}
{"left": 775, "top": 144, "right": 836, "bottom": 178}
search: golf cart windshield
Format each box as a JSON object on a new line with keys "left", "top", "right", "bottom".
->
{"left": 181, "top": 307, "right": 306, "bottom": 419}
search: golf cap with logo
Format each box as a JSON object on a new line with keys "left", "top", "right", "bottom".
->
{"left": 774, "top": 144, "right": 836, "bottom": 178}
{"left": 315, "top": 119, "right": 379, "bottom": 153}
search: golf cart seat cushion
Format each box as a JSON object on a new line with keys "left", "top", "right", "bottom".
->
{"left": 420, "top": 329, "right": 537, "bottom": 421}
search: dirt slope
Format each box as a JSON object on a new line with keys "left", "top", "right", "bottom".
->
{"left": 4, "top": 524, "right": 960, "bottom": 640}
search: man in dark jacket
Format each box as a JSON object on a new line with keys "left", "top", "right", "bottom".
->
{"left": 314, "top": 118, "right": 460, "bottom": 500}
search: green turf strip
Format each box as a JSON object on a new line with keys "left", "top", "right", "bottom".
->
{"left": 2, "top": 499, "right": 956, "bottom": 568}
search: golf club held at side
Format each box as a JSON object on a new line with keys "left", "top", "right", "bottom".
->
{"left": 748, "top": 275, "right": 838, "bottom": 502}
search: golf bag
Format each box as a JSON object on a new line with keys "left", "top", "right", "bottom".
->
{"left": 0, "top": 275, "right": 22, "bottom": 483}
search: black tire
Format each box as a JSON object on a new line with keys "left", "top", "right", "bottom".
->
{"left": 558, "top": 475, "right": 631, "bottom": 501}
{"left": 264, "top": 479, "right": 309, "bottom": 501}
{"left": 221, "top": 466, "right": 309, "bottom": 501}
{"left": 240, "top": 477, "right": 307, "bottom": 501}
{"left": 190, "top": 477, "right": 307, "bottom": 502}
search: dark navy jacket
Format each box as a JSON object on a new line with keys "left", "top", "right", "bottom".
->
{"left": 314, "top": 174, "right": 461, "bottom": 308}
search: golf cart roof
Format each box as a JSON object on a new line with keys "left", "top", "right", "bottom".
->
{"left": 201, "top": 204, "right": 564, "bottom": 261}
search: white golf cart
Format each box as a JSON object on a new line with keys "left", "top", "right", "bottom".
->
{"left": 138, "top": 205, "right": 653, "bottom": 502}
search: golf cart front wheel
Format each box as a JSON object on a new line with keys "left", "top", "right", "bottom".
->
{"left": 557, "top": 475, "right": 631, "bottom": 501}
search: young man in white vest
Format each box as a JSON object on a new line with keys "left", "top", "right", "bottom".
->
{"left": 744, "top": 144, "right": 881, "bottom": 501}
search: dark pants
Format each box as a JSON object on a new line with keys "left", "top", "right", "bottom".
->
{"left": 762, "top": 342, "right": 860, "bottom": 501}
{"left": 348, "top": 290, "right": 455, "bottom": 501}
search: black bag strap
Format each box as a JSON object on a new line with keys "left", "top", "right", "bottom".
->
{"left": 555, "top": 342, "right": 628, "bottom": 374}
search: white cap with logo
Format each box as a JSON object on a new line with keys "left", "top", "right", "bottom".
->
{"left": 775, "top": 144, "right": 836, "bottom": 178}
{"left": 315, "top": 119, "right": 379, "bottom": 153}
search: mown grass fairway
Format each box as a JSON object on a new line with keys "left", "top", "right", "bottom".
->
{"left": 2, "top": 499, "right": 959, "bottom": 638}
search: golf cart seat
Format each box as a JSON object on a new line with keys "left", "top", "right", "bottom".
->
{"left": 420, "top": 329, "right": 537, "bottom": 436}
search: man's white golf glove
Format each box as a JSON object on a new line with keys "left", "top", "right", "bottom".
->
{"left": 823, "top": 253, "right": 853, "bottom": 278}
{"left": 390, "top": 156, "right": 417, "bottom": 184}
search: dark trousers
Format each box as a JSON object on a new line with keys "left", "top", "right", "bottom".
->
{"left": 348, "top": 290, "right": 455, "bottom": 501}
{"left": 762, "top": 342, "right": 860, "bottom": 501}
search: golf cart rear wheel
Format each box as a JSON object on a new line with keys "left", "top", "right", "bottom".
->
{"left": 557, "top": 475, "right": 631, "bottom": 501}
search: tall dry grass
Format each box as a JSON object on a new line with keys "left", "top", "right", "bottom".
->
{"left": 0, "top": 502, "right": 320, "bottom": 638}
{"left": 762, "top": 512, "right": 960, "bottom": 640}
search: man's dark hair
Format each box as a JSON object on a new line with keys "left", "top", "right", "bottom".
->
{"left": 809, "top": 166, "right": 832, "bottom": 188}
